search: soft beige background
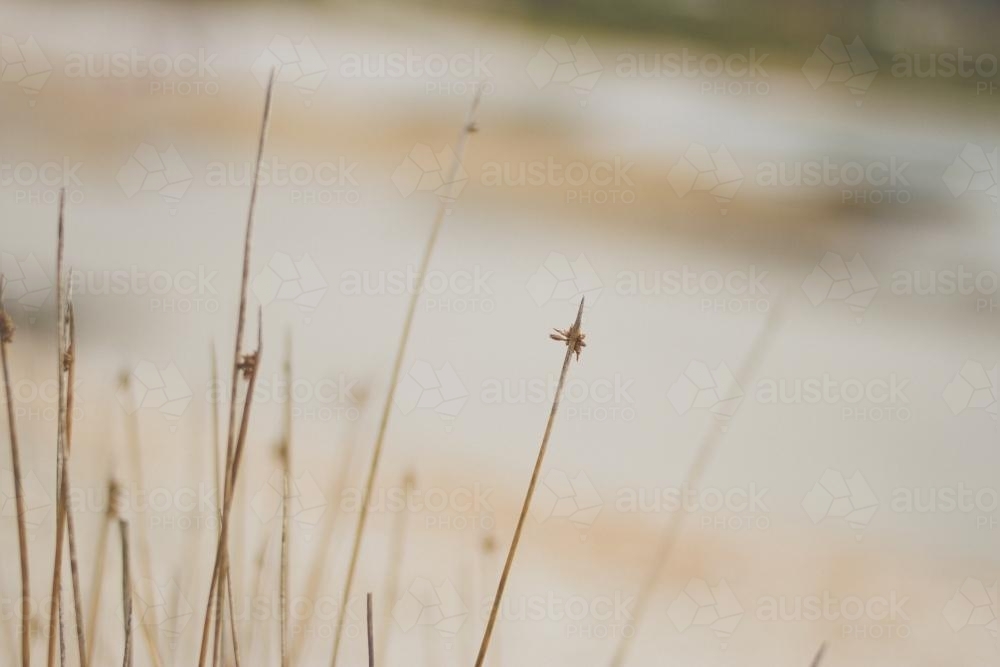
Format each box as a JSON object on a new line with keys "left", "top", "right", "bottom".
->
{"left": 0, "top": 2, "right": 998, "bottom": 666}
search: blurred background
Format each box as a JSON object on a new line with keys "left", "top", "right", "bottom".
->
{"left": 0, "top": 0, "right": 998, "bottom": 665}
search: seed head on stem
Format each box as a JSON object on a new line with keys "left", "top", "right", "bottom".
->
{"left": 473, "top": 298, "right": 586, "bottom": 667}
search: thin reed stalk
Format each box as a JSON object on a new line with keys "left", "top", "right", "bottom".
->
{"left": 47, "top": 189, "right": 67, "bottom": 667}
{"left": 473, "top": 299, "right": 587, "bottom": 667}
{"left": 378, "top": 470, "right": 414, "bottom": 662}
{"left": 120, "top": 373, "right": 164, "bottom": 667}
{"left": 119, "top": 519, "right": 132, "bottom": 667}
{"left": 212, "top": 346, "right": 224, "bottom": 667}
{"left": 246, "top": 529, "right": 277, "bottom": 660}
{"left": 280, "top": 333, "right": 293, "bottom": 667}
{"left": 290, "top": 400, "right": 365, "bottom": 665}
{"left": 478, "top": 532, "right": 499, "bottom": 667}
{"left": 86, "top": 480, "right": 118, "bottom": 667}
{"left": 0, "top": 276, "right": 30, "bottom": 667}
{"left": 365, "top": 593, "right": 374, "bottom": 667}
{"left": 0, "top": 559, "right": 17, "bottom": 655}
{"left": 607, "top": 302, "right": 783, "bottom": 667}
{"left": 61, "top": 303, "right": 87, "bottom": 667}
{"left": 197, "top": 313, "right": 264, "bottom": 667}
{"left": 203, "top": 67, "right": 275, "bottom": 667}
{"left": 330, "top": 89, "right": 482, "bottom": 667}
{"left": 810, "top": 641, "right": 828, "bottom": 667}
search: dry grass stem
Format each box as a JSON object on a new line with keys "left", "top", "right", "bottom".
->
{"left": 473, "top": 298, "right": 587, "bottom": 667}
{"left": 810, "top": 641, "right": 829, "bottom": 667}
{"left": 330, "top": 89, "right": 482, "bottom": 667}
{"left": 86, "top": 480, "right": 119, "bottom": 667}
{"left": 366, "top": 592, "right": 374, "bottom": 667}
{"left": 379, "top": 470, "right": 414, "bottom": 662}
{"left": 198, "top": 312, "right": 263, "bottom": 667}
{"left": 291, "top": 397, "right": 366, "bottom": 665}
{"left": 1, "top": 275, "right": 31, "bottom": 667}
{"left": 607, "top": 302, "right": 784, "bottom": 667}
{"left": 62, "top": 302, "right": 88, "bottom": 667}
{"left": 280, "top": 333, "right": 293, "bottom": 667}
{"left": 202, "top": 66, "right": 275, "bottom": 667}
{"left": 47, "top": 189, "right": 67, "bottom": 667}
{"left": 119, "top": 371, "right": 164, "bottom": 667}
{"left": 119, "top": 520, "right": 132, "bottom": 667}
